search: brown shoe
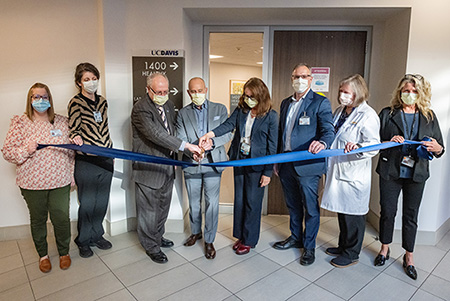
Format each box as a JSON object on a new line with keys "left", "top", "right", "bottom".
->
{"left": 183, "top": 233, "right": 202, "bottom": 247}
{"left": 39, "top": 256, "right": 52, "bottom": 273}
{"left": 60, "top": 255, "right": 71, "bottom": 270}
{"left": 205, "top": 243, "right": 216, "bottom": 259}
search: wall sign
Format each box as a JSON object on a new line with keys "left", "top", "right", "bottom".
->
{"left": 311, "top": 67, "right": 330, "bottom": 92}
{"left": 132, "top": 50, "right": 184, "bottom": 110}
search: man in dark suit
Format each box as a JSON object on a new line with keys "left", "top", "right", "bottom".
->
{"left": 176, "top": 77, "right": 232, "bottom": 259}
{"left": 131, "top": 73, "right": 201, "bottom": 264}
{"left": 273, "top": 63, "right": 335, "bottom": 265}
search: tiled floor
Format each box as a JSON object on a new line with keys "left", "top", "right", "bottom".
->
{"left": 1, "top": 214, "right": 450, "bottom": 301}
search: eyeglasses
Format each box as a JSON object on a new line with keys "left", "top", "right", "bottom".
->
{"left": 150, "top": 87, "right": 169, "bottom": 96}
{"left": 291, "top": 75, "right": 311, "bottom": 80}
{"left": 32, "top": 95, "right": 49, "bottom": 100}
{"left": 404, "top": 74, "right": 423, "bottom": 81}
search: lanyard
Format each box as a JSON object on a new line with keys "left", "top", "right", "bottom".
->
{"left": 401, "top": 110, "right": 416, "bottom": 140}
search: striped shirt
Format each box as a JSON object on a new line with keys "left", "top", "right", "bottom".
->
{"left": 68, "top": 93, "right": 112, "bottom": 149}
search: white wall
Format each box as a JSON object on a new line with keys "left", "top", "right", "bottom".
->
{"left": 1, "top": 0, "right": 449, "bottom": 238}
{"left": 0, "top": 0, "right": 101, "bottom": 227}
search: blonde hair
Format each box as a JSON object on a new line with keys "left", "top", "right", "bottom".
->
{"left": 390, "top": 74, "right": 433, "bottom": 121}
{"left": 338, "top": 74, "right": 369, "bottom": 106}
{"left": 26, "top": 83, "right": 55, "bottom": 123}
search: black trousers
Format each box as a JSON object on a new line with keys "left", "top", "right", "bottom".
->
{"left": 74, "top": 155, "right": 113, "bottom": 247}
{"left": 379, "top": 177, "right": 426, "bottom": 252}
{"left": 337, "top": 213, "right": 366, "bottom": 260}
{"left": 135, "top": 178, "right": 173, "bottom": 254}
{"left": 233, "top": 166, "right": 265, "bottom": 247}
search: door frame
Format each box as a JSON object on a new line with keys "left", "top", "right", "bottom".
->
{"left": 202, "top": 25, "right": 372, "bottom": 215}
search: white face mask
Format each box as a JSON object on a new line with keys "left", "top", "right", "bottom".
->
{"left": 292, "top": 78, "right": 309, "bottom": 94}
{"left": 339, "top": 92, "right": 354, "bottom": 106}
{"left": 191, "top": 93, "right": 206, "bottom": 106}
{"left": 244, "top": 96, "right": 258, "bottom": 109}
{"left": 152, "top": 94, "right": 168, "bottom": 106}
{"left": 82, "top": 80, "right": 98, "bottom": 94}
{"left": 401, "top": 92, "right": 418, "bottom": 105}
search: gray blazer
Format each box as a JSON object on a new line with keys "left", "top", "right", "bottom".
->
{"left": 176, "top": 100, "right": 231, "bottom": 174}
{"left": 131, "top": 95, "right": 183, "bottom": 189}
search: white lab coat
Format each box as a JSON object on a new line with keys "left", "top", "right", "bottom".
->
{"left": 321, "top": 101, "right": 380, "bottom": 215}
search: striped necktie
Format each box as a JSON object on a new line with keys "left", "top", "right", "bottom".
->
{"left": 158, "top": 106, "right": 170, "bottom": 133}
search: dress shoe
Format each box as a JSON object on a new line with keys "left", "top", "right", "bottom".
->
{"left": 232, "top": 240, "right": 242, "bottom": 251}
{"left": 273, "top": 236, "right": 302, "bottom": 250}
{"left": 300, "top": 249, "right": 315, "bottom": 266}
{"left": 374, "top": 248, "right": 390, "bottom": 266}
{"left": 59, "top": 254, "right": 71, "bottom": 270}
{"left": 91, "top": 237, "right": 112, "bottom": 250}
{"left": 403, "top": 255, "right": 418, "bottom": 280}
{"left": 205, "top": 243, "right": 216, "bottom": 259}
{"left": 325, "top": 247, "right": 342, "bottom": 256}
{"left": 78, "top": 245, "right": 94, "bottom": 258}
{"left": 39, "top": 256, "right": 52, "bottom": 273}
{"left": 147, "top": 250, "right": 168, "bottom": 264}
{"left": 331, "top": 255, "right": 358, "bottom": 268}
{"left": 183, "top": 233, "right": 202, "bottom": 247}
{"left": 161, "top": 237, "right": 174, "bottom": 248}
{"left": 235, "top": 244, "right": 251, "bottom": 255}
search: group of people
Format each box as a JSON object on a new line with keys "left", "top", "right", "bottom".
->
{"left": 2, "top": 62, "right": 444, "bottom": 282}
{"left": 2, "top": 63, "right": 114, "bottom": 273}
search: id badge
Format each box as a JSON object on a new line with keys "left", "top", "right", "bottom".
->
{"left": 240, "top": 137, "right": 251, "bottom": 156}
{"left": 50, "top": 129, "right": 62, "bottom": 137}
{"left": 299, "top": 112, "right": 310, "bottom": 125}
{"left": 93, "top": 111, "right": 102, "bottom": 123}
{"left": 401, "top": 156, "right": 415, "bottom": 168}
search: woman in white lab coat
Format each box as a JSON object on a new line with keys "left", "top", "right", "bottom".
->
{"left": 321, "top": 74, "right": 380, "bottom": 268}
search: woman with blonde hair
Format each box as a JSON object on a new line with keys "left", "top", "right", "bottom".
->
{"left": 2, "top": 83, "right": 74, "bottom": 273}
{"left": 321, "top": 74, "right": 380, "bottom": 268}
{"left": 199, "top": 77, "right": 278, "bottom": 255}
{"left": 374, "top": 74, "right": 444, "bottom": 280}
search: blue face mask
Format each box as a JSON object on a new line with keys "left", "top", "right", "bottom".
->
{"left": 32, "top": 98, "right": 51, "bottom": 113}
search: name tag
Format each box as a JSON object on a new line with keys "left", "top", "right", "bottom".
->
{"left": 401, "top": 156, "right": 415, "bottom": 168}
{"left": 94, "top": 111, "right": 102, "bottom": 123}
{"left": 50, "top": 129, "right": 62, "bottom": 137}
{"left": 299, "top": 115, "right": 310, "bottom": 125}
{"left": 240, "top": 137, "right": 251, "bottom": 156}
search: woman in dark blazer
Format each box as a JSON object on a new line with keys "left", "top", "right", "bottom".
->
{"left": 199, "top": 77, "right": 278, "bottom": 255}
{"left": 374, "top": 74, "right": 444, "bottom": 280}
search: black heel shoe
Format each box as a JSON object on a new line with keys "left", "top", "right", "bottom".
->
{"left": 403, "top": 255, "right": 417, "bottom": 280}
{"left": 374, "top": 248, "right": 390, "bottom": 266}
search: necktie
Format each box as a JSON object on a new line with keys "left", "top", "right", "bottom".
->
{"left": 158, "top": 106, "right": 170, "bottom": 133}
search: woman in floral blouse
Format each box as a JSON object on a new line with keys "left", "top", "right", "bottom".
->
{"left": 2, "top": 83, "right": 74, "bottom": 273}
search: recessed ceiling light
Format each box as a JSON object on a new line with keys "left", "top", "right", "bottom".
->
{"left": 209, "top": 55, "right": 224, "bottom": 59}
{"left": 256, "top": 62, "right": 263, "bottom": 65}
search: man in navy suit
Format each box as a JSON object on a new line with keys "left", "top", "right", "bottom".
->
{"left": 273, "top": 63, "right": 335, "bottom": 265}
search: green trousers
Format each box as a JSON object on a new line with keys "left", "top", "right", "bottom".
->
{"left": 20, "top": 185, "right": 71, "bottom": 257}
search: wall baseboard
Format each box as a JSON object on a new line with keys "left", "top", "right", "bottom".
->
{"left": 3, "top": 206, "right": 448, "bottom": 245}
{"left": 367, "top": 209, "right": 450, "bottom": 246}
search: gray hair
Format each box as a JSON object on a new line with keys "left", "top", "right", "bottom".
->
{"left": 146, "top": 72, "right": 169, "bottom": 87}
{"left": 292, "top": 63, "right": 311, "bottom": 73}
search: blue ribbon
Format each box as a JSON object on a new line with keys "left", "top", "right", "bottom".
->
{"left": 38, "top": 140, "right": 426, "bottom": 168}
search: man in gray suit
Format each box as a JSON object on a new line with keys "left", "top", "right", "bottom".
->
{"left": 131, "top": 73, "right": 201, "bottom": 264}
{"left": 176, "top": 77, "right": 231, "bottom": 259}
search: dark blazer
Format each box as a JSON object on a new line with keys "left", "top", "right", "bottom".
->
{"left": 212, "top": 107, "right": 278, "bottom": 177}
{"left": 279, "top": 90, "right": 335, "bottom": 176}
{"left": 131, "top": 95, "right": 183, "bottom": 189}
{"left": 376, "top": 107, "right": 444, "bottom": 182}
